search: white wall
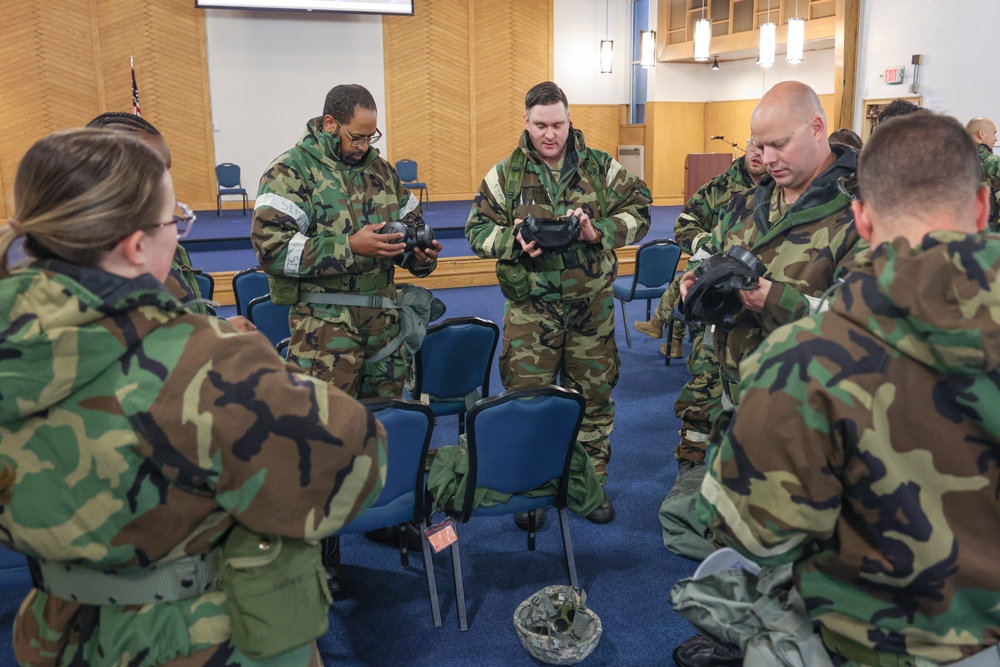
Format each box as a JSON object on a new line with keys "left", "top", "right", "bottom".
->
{"left": 204, "top": 9, "right": 385, "bottom": 193}
{"left": 855, "top": 0, "right": 997, "bottom": 132}
{"left": 649, "top": 49, "right": 835, "bottom": 102}
{"left": 553, "top": 0, "right": 629, "bottom": 105}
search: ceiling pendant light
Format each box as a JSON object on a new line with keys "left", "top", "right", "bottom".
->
{"left": 600, "top": 0, "right": 613, "bottom": 73}
{"left": 640, "top": 30, "right": 656, "bottom": 68}
{"left": 693, "top": 3, "right": 710, "bottom": 62}
{"left": 786, "top": 0, "right": 804, "bottom": 64}
{"left": 759, "top": 0, "right": 776, "bottom": 68}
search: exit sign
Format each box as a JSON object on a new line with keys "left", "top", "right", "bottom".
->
{"left": 884, "top": 66, "right": 904, "bottom": 84}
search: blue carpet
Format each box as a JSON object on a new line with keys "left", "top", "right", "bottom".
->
{"left": 0, "top": 256, "right": 698, "bottom": 667}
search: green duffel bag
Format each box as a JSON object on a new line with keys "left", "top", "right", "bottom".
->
{"left": 218, "top": 525, "right": 332, "bottom": 659}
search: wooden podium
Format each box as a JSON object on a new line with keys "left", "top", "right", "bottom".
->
{"left": 684, "top": 153, "right": 734, "bottom": 200}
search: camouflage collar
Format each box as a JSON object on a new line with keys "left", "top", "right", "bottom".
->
{"left": 32, "top": 259, "right": 183, "bottom": 315}
{"left": 750, "top": 143, "right": 858, "bottom": 237}
{"left": 835, "top": 231, "right": 1000, "bottom": 372}
{"left": 518, "top": 127, "right": 585, "bottom": 173}
{"left": 302, "top": 117, "right": 378, "bottom": 172}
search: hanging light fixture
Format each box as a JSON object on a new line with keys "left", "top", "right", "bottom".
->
{"left": 693, "top": 2, "right": 711, "bottom": 62}
{"left": 712, "top": 56, "right": 720, "bottom": 70}
{"left": 759, "top": 0, "right": 776, "bottom": 68}
{"left": 640, "top": 30, "right": 656, "bottom": 68}
{"left": 786, "top": 0, "right": 804, "bottom": 64}
{"left": 600, "top": 0, "right": 613, "bottom": 73}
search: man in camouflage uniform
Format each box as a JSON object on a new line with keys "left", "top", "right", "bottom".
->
{"left": 966, "top": 117, "right": 1000, "bottom": 233}
{"left": 466, "top": 81, "right": 651, "bottom": 523}
{"left": 252, "top": 84, "right": 442, "bottom": 582}
{"left": 636, "top": 140, "right": 766, "bottom": 473}
{"left": 688, "top": 112, "right": 1000, "bottom": 667}
{"left": 252, "top": 84, "right": 442, "bottom": 400}
{"left": 660, "top": 82, "right": 864, "bottom": 565}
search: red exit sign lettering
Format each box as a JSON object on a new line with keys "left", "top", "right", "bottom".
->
{"left": 884, "top": 67, "right": 904, "bottom": 84}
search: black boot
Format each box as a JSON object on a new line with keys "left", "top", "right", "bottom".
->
{"left": 586, "top": 492, "right": 615, "bottom": 524}
{"left": 321, "top": 536, "right": 346, "bottom": 599}
{"left": 672, "top": 633, "right": 742, "bottom": 667}
{"left": 513, "top": 508, "right": 548, "bottom": 531}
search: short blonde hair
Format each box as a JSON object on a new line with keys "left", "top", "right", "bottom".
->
{"left": 1, "top": 128, "right": 167, "bottom": 277}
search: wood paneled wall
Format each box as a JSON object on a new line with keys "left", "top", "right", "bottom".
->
{"left": 646, "top": 93, "right": 836, "bottom": 205}
{"left": 384, "top": 0, "right": 553, "bottom": 201}
{"left": 0, "top": 0, "right": 217, "bottom": 217}
{"left": 570, "top": 105, "right": 621, "bottom": 157}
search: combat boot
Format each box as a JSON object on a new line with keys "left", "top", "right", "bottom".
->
{"left": 586, "top": 492, "right": 615, "bottom": 524}
{"left": 672, "top": 634, "right": 742, "bottom": 667}
{"left": 633, "top": 316, "right": 663, "bottom": 339}
{"left": 660, "top": 343, "right": 668, "bottom": 356}
{"left": 670, "top": 338, "right": 684, "bottom": 358}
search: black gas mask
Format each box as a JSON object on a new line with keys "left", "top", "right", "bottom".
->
{"left": 517, "top": 214, "right": 581, "bottom": 253}
{"left": 681, "top": 247, "right": 766, "bottom": 328}
{"left": 378, "top": 219, "right": 436, "bottom": 252}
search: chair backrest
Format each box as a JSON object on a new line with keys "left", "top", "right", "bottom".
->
{"left": 194, "top": 272, "right": 214, "bottom": 300}
{"left": 462, "top": 386, "right": 585, "bottom": 521}
{"left": 396, "top": 159, "right": 418, "bottom": 183}
{"left": 365, "top": 399, "right": 435, "bottom": 514}
{"left": 0, "top": 543, "right": 30, "bottom": 591}
{"left": 413, "top": 317, "right": 499, "bottom": 401}
{"left": 232, "top": 266, "right": 269, "bottom": 316}
{"left": 634, "top": 239, "right": 682, "bottom": 290}
{"left": 246, "top": 295, "right": 291, "bottom": 347}
{"left": 216, "top": 163, "right": 242, "bottom": 189}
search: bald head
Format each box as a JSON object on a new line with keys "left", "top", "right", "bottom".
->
{"left": 750, "top": 82, "right": 832, "bottom": 203}
{"left": 966, "top": 117, "right": 997, "bottom": 149}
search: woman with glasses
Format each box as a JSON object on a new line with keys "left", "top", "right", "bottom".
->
{"left": 86, "top": 112, "right": 256, "bottom": 333}
{"left": 0, "top": 128, "right": 385, "bottom": 665}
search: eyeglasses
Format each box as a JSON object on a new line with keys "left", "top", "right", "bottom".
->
{"left": 340, "top": 125, "right": 382, "bottom": 148}
{"left": 147, "top": 202, "right": 196, "bottom": 239}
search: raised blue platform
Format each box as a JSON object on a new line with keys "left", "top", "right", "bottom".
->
{"left": 184, "top": 202, "right": 681, "bottom": 273}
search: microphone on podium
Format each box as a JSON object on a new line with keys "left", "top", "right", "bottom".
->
{"left": 709, "top": 135, "right": 724, "bottom": 140}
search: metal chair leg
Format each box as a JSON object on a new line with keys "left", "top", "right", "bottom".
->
{"left": 618, "top": 297, "right": 632, "bottom": 347}
{"left": 664, "top": 316, "right": 673, "bottom": 367}
{"left": 451, "top": 538, "right": 468, "bottom": 631}
{"left": 420, "top": 521, "right": 443, "bottom": 628}
{"left": 558, "top": 507, "right": 579, "bottom": 589}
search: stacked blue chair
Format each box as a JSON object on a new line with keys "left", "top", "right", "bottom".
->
{"left": 410, "top": 317, "right": 500, "bottom": 435}
{"left": 246, "top": 295, "right": 291, "bottom": 348}
{"left": 231, "top": 267, "right": 269, "bottom": 317}
{"left": 336, "top": 399, "right": 442, "bottom": 627}
{"left": 611, "top": 239, "right": 681, "bottom": 347}
{"left": 396, "top": 160, "right": 429, "bottom": 209}
{"left": 444, "top": 386, "right": 586, "bottom": 630}
{"left": 215, "top": 163, "right": 249, "bottom": 215}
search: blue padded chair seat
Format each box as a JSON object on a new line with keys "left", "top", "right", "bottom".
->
{"left": 468, "top": 494, "right": 557, "bottom": 517}
{"left": 339, "top": 492, "right": 415, "bottom": 533}
{"left": 613, "top": 277, "right": 664, "bottom": 301}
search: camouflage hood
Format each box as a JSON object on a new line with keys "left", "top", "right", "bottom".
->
{"left": 751, "top": 143, "right": 858, "bottom": 231}
{"left": 834, "top": 231, "right": 1000, "bottom": 373}
{"left": 298, "top": 116, "right": 380, "bottom": 173}
{"left": 0, "top": 261, "right": 182, "bottom": 422}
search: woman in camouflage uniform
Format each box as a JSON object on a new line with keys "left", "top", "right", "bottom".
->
{"left": 0, "top": 129, "right": 386, "bottom": 666}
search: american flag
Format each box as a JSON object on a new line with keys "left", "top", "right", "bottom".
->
{"left": 131, "top": 55, "right": 141, "bottom": 116}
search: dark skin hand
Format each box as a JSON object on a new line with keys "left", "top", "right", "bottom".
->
{"left": 349, "top": 222, "right": 443, "bottom": 263}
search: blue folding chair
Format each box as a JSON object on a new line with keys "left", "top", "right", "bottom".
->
{"left": 410, "top": 317, "right": 500, "bottom": 436}
{"left": 246, "top": 295, "right": 291, "bottom": 348}
{"left": 612, "top": 239, "right": 682, "bottom": 347}
{"left": 0, "top": 544, "right": 30, "bottom": 592}
{"left": 336, "top": 399, "right": 441, "bottom": 627}
{"left": 396, "top": 159, "right": 429, "bottom": 209}
{"left": 194, "top": 271, "right": 214, "bottom": 301}
{"left": 232, "top": 267, "right": 269, "bottom": 317}
{"left": 445, "top": 386, "right": 586, "bottom": 631}
{"left": 216, "top": 163, "right": 248, "bottom": 216}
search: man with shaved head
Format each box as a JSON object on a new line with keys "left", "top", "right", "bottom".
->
{"left": 966, "top": 116, "right": 1000, "bottom": 232}
{"left": 661, "top": 83, "right": 867, "bottom": 632}
{"left": 677, "top": 80, "right": 864, "bottom": 451}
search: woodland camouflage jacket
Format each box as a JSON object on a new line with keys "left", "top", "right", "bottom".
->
{"left": 699, "top": 232, "right": 1000, "bottom": 663}
{"left": 700, "top": 144, "right": 865, "bottom": 395}
{"left": 0, "top": 261, "right": 386, "bottom": 665}
{"left": 674, "top": 155, "right": 757, "bottom": 256}
{"left": 252, "top": 117, "right": 434, "bottom": 299}
{"left": 466, "top": 128, "right": 651, "bottom": 302}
